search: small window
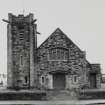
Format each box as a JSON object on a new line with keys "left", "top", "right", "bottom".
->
{"left": 42, "top": 77, "right": 44, "bottom": 83}
{"left": 73, "top": 75, "right": 78, "bottom": 83}
{"left": 20, "top": 55, "right": 23, "bottom": 65}
{"left": 41, "top": 76, "right": 45, "bottom": 84}
{"left": 74, "top": 76, "right": 77, "bottom": 82}
{"left": 25, "top": 76, "right": 28, "bottom": 83}
{"left": 18, "top": 25, "right": 24, "bottom": 30}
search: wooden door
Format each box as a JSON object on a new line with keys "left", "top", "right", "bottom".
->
{"left": 90, "top": 73, "right": 97, "bottom": 88}
{"left": 53, "top": 73, "right": 65, "bottom": 89}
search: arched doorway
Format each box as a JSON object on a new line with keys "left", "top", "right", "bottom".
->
{"left": 53, "top": 73, "right": 65, "bottom": 89}
{"left": 90, "top": 73, "right": 97, "bottom": 88}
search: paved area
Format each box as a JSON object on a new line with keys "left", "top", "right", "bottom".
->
{"left": 0, "top": 100, "right": 105, "bottom": 105}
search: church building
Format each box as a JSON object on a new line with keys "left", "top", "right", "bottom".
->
{"left": 4, "top": 13, "right": 101, "bottom": 90}
{"left": 36, "top": 28, "right": 101, "bottom": 90}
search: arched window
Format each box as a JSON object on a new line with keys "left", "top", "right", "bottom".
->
{"left": 41, "top": 76, "right": 45, "bottom": 84}
{"left": 72, "top": 75, "right": 78, "bottom": 83}
{"left": 42, "top": 77, "right": 44, "bottom": 83}
{"left": 25, "top": 76, "right": 28, "bottom": 83}
{"left": 20, "top": 55, "right": 23, "bottom": 65}
{"left": 49, "top": 47, "right": 69, "bottom": 61}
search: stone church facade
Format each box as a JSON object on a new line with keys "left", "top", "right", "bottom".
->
{"left": 5, "top": 13, "right": 101, "bottom": 90}
{"left": 36, "top": 28, "right": 101, "bottom": 90}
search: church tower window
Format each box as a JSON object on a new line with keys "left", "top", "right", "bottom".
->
{"left": 20, "top": 55, "right": 23, "bottom": 65}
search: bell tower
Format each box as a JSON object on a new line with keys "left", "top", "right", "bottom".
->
{"left": 3, "top": 13, "right": 37, "bottom": 89}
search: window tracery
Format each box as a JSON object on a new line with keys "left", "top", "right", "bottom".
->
{"left": 49, "top": 47, "right": 69, "bottom": 61}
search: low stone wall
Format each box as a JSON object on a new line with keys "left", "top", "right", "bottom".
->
{"left": 79, "top": 89, "right": 105, "bottom": 100}
{"left": 0, "top": 91, "right": 46, "bottom": 100}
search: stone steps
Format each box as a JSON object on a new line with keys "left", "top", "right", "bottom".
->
{"left": 46, "top": 90, "right": 78, "bottom": 100}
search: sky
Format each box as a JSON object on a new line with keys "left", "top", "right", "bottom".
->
{"left": 0, "top": 0, "right": 105, "bottom": 74}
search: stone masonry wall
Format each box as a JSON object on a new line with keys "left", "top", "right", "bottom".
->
{"left": 37, "top": 28, "right": 91, "bottom": 89}
{"left": 7, "top": 13, "right": 36, "bottom": 89}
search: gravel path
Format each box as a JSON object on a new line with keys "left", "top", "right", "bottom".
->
{"left": 0, "top": 100, "right": 105, "bottom": 105}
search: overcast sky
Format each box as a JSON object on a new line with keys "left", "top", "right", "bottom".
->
{"left": 0, "top": 0, "right": 105, "bottom": 74}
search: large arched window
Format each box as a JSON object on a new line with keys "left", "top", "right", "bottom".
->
{"left": 49, "top": 47, "right": 69, "bottom": 61}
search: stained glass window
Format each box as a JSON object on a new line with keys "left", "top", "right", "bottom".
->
{"left": 49, "top": 47, "right": 69, "bottom": 61}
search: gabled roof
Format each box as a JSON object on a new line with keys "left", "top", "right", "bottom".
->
{"left": 37, "top": 28, "right": 82, "bottom": 52}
